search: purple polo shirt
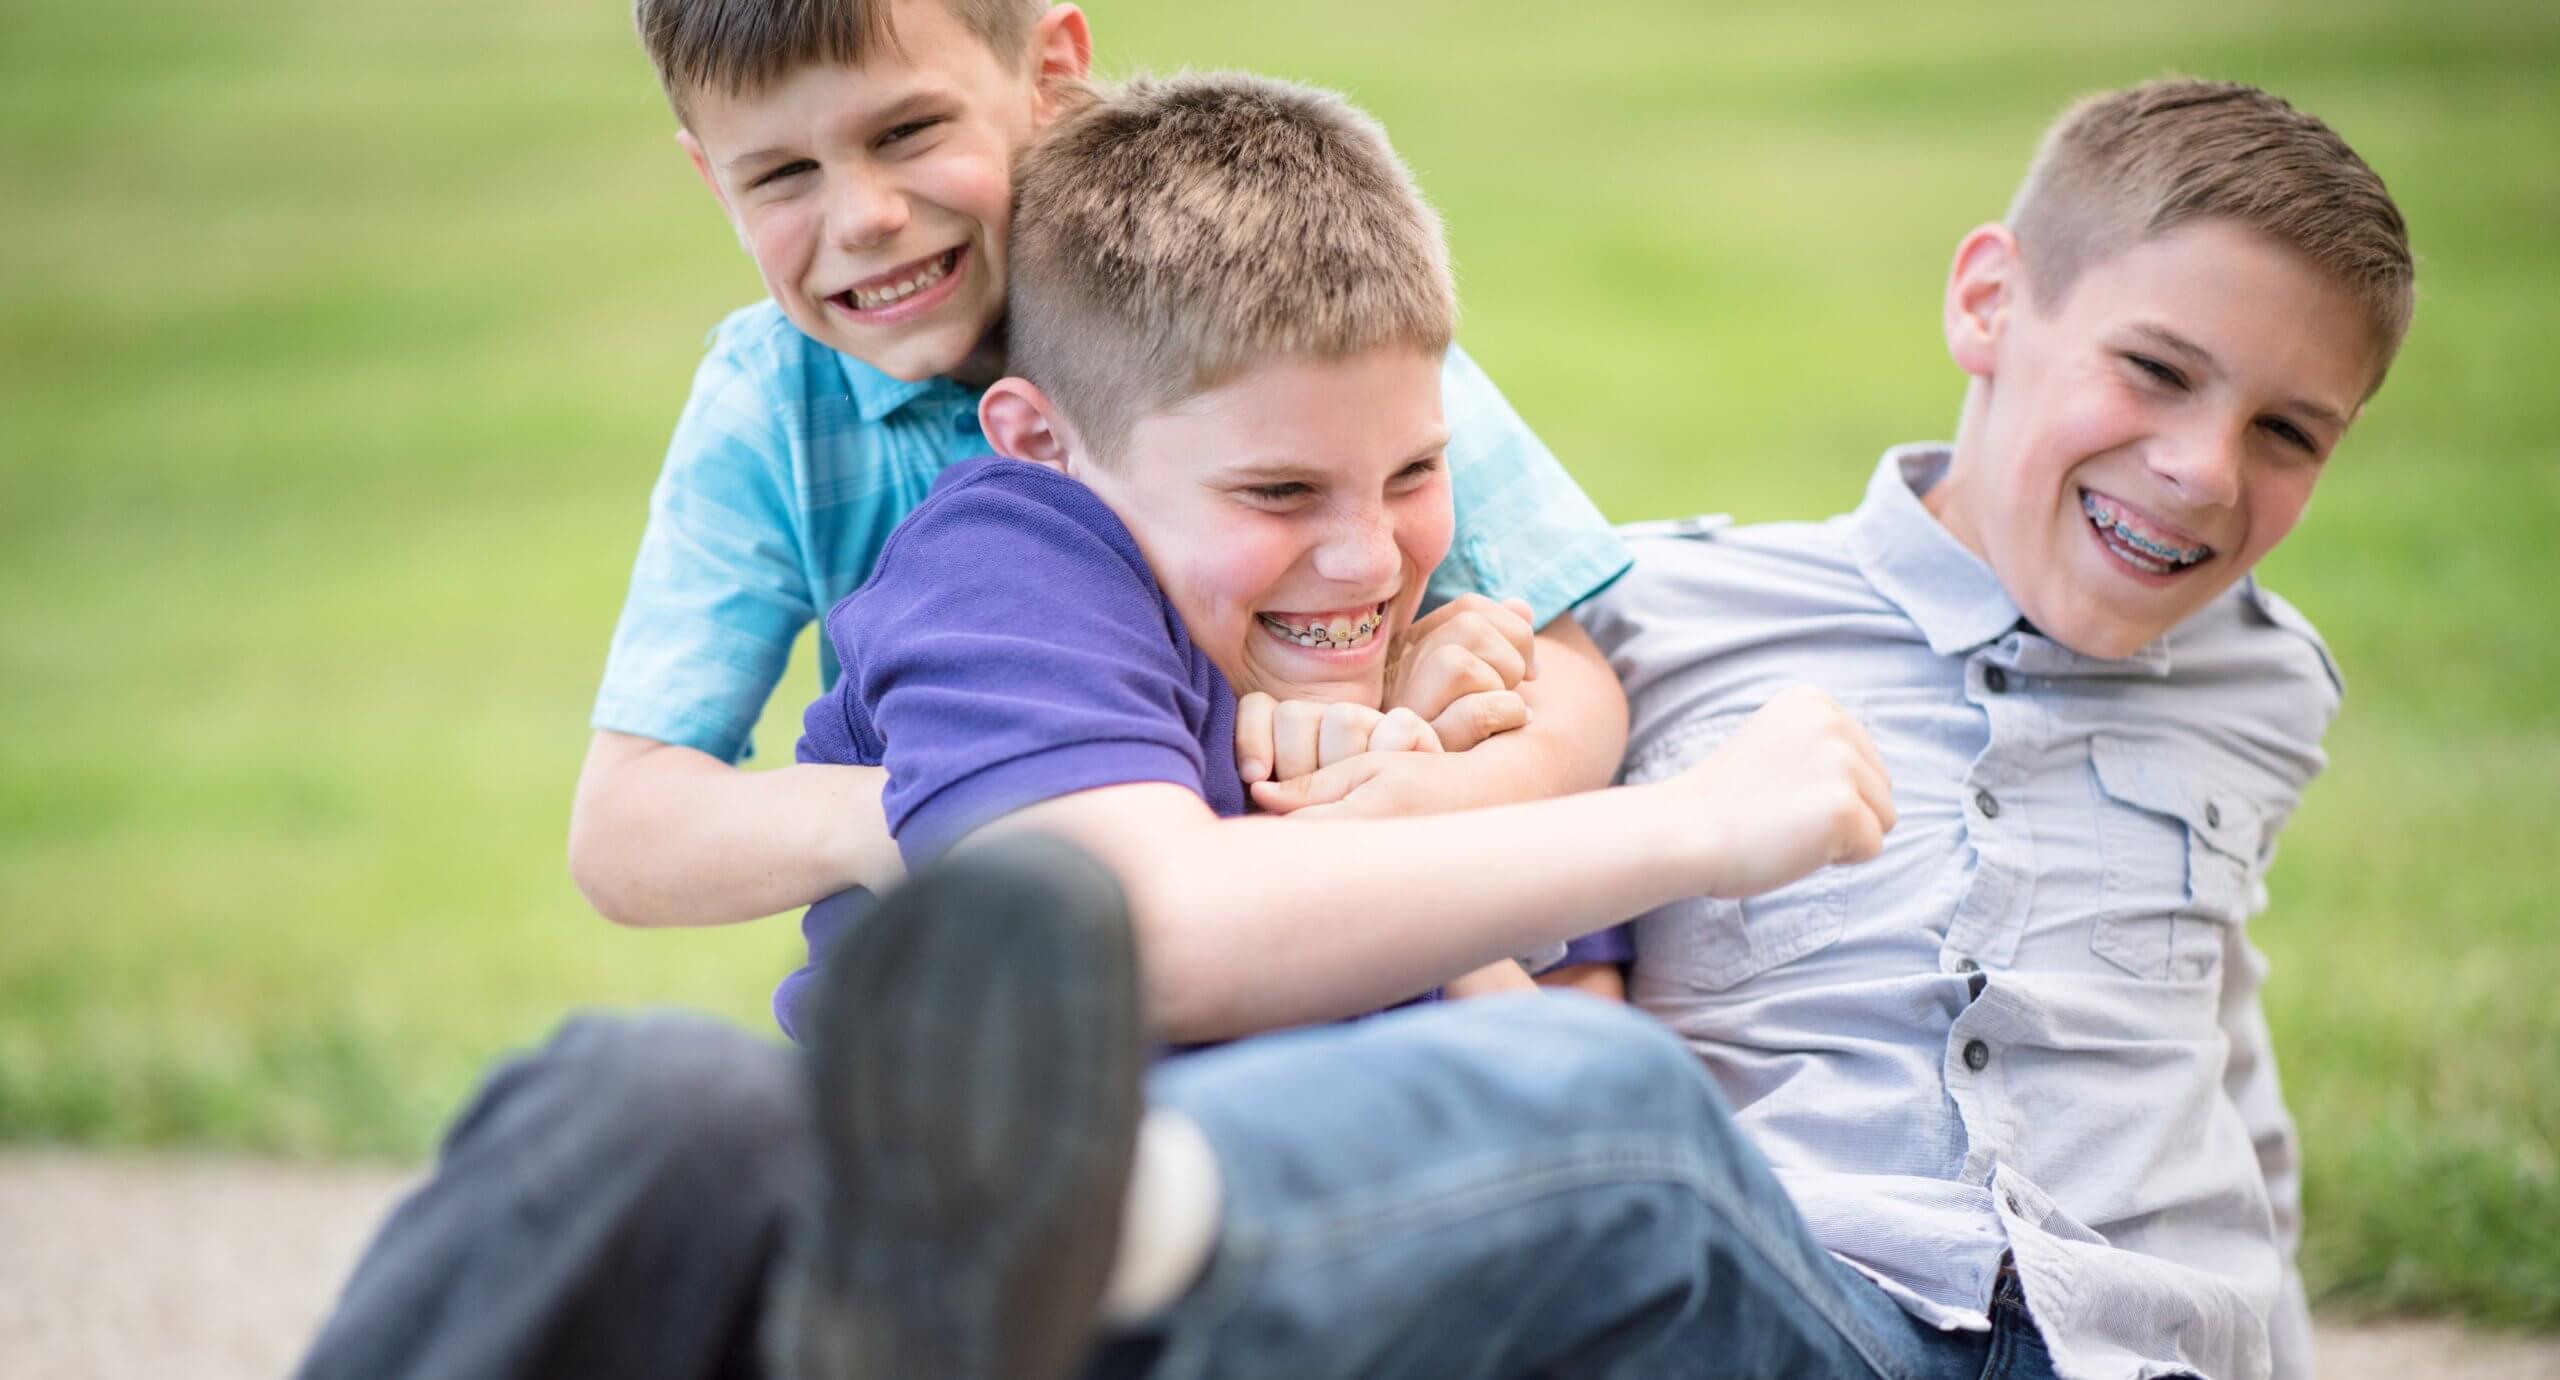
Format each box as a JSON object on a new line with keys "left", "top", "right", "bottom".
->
{"left": 776, "top": 456, "right": 1628, "bottom": 1040}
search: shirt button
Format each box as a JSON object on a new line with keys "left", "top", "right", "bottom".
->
{"left": 2206, "top": 802, "right": 2223, "bottom": 828}
{"left": 1974, "top": 789, "right": 2001, "bottom": 819}
{"left": 1964, "top": 1039, "right": 1991, "bottom": 1072}
{"left": 2006, "top": 1193, "right": 2023, "bottom": 1214}
{"left": 1954, "top": 957, "right": 1981, "bottom": 974}
{"left": 1983, "top": 666, "right": 2009, "bottom": 694}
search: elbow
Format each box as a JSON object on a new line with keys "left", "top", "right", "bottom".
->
{"left": 1129, "top": 912, "right": 1242, "bottom": 1043}
{"left": 566, "top": 804, "right": 652, "bottom": 928}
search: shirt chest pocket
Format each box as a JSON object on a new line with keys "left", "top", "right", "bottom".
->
{"left": 1622, "top": 712, "right": 1848, "bottom": 993}
{"left": 2087, "top": 736, "right": 2259, "bottom": 982}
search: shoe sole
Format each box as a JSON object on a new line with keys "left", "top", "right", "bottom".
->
{"left": 768, "top": 834, "right": 1144, "bottom": 1380}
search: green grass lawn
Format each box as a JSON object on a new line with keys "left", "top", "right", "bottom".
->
{"left": 3, "top": 0, "right": 2553, "bottom": 1330}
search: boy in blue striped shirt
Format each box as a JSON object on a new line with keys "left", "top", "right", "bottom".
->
{"left": 570, "top": 0, "right": 1640, "bottom": 929}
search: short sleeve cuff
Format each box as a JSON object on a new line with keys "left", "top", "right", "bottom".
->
{"left": 591, "top": 694, "right": 756, "bottom": 765}
{"left": 1526, "top": 537, "right": 1636, "bottom": 627}
{"left": 1428, "top": 530, "right": 1634, "bottom": 629}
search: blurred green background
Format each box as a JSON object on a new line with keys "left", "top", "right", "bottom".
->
{"left": 2, "top": 0, "right": 2553, "bottom": 1331}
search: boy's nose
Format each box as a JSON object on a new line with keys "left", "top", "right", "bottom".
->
{"left": 2153, "top": 424, "right": 2246, "bottom": 509}
{"left": 829, "top": 173, "right": 911, "bottom": 251}
{"left": 1311, "top": 511, "right": 1401, "bottom": 588}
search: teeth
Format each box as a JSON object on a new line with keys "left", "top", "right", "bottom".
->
{"left": 1260, "top": 602, "right": 1387, "bottom": 650}
{"left": 2081, "top": 491, "right": 2210, "bottom": 568}
{"left": 850, "top": 252, "right": 952, "bottom": 310}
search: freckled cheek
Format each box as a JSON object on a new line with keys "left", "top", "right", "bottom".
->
{"left": 1398, "top": 491, "right": 1456, "bottom": 586}
{"left": 923, "top": 155, "right": 1016, "bottom": 244}
{"left": 746, "top": 213, "right": 813, "bottom": 295}
{"left": 1184, "top": 532, "right": 1306, "bottom": 646}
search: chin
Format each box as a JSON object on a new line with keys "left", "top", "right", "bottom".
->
{"left": 2035, "top": 605, "right": 2170, "bottom": 661}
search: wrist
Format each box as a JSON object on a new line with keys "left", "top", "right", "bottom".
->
{"left": 1628, "top": 780, "right": 1725, "bottom": 899}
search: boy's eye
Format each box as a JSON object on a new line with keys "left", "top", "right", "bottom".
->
{"left": 2126, "top": 354, "right": 2188, "bottom": 390}
{"left": 1243, "top": 482, "right": 1313, "bottom": 504}
{"left": 878, "top": 118, "right": 945, "bottom": 149}
{"left": 1391, "top": 456, "right": 1444, "bottom": 485}
{"left": 749, "top": 159, "right": 817, "bottom": 190}
{"left": 2259, "top": 417, "right": 2318, "bottom": 454}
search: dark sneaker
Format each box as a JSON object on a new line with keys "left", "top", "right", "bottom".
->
{"left": 766, "top": 834, "right": 1145, "bottom": 1380}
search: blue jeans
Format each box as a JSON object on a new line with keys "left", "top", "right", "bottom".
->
{"left": 298, "top": 997, "right": 2056, "bottom": 1380}
{"left": 1113, "top": 992, "right": 2056, "bottom": 1380}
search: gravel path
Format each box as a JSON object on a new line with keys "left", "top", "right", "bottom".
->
{"left": 3, "top": 1150, "right": 2553, "bottom": 1379}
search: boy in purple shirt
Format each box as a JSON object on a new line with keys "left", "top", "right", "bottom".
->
{"left": 774, "top": 455, "right": 1633, "bottom": 1035}
{"left": 761, "top": 65, "right": 1894, "bottom": 1039}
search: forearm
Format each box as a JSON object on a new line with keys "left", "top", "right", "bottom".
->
{"left": 568, "top": 731, "right": 898, "bottom": 927}
{"left": 1484, "top": 613, "right": 1628, "bottom": 799}
{"left": 989, "top": 783, "right": 1695, "bottom": 1040}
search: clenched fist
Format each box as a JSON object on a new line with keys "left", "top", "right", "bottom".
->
{"left": 1672, "top": 687, "right": 1896, "bottom": 899}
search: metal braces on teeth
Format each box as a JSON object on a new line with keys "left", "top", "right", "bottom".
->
{"left": 1263, "top": 606, "right": 1384, "bottom": 649}
{"left": 2082, "top": 492, "right": 2209, "bottom": 566}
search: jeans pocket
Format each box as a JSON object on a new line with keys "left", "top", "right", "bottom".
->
{"left": 2087, "top": 736, "right": 2257, "bottom": 982}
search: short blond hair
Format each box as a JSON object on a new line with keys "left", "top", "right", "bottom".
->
{"left": 636, "top": 0, "right": 1049, "bottom": 122}
{"left": 1006, "top": 73, "right": 1458, "bottom": 456}
{"left": 2009, "top": 77, "right": 2414, "bottom": 387}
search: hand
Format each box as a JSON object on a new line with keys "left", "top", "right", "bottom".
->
{"left": 1672, "top": 686, "right": 1896, "bottom": 898}
{"left": 1234, "top": 693, "right": 1442, "bottom": 786}
{"left": 1383, "top": 595, "right": 1540, "bottom": 751}
{"left": 1249, "top": 747, "right": 1501, "bottom": 820}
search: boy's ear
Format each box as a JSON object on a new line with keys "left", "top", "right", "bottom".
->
{"left": 1030, "top": 5, "right": 1095, "bottom": 121}
{"left": 677, "top": 130, "right": 742, "bottom": 216}
{"left": 1944, "top": 223, "right": 2020, "bottom": 379}
{"left": 679, "top": 129, "right": 755, "bottom": 253}
{"left": 980, "top": 378, "right": 1078, "bottom": 471}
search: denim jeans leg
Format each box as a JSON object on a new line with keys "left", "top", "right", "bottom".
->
{"left": 1116, "top": 994, "right": 1912, "bottom": 1380}
{"left": 292, "top": 1014, "right": 813, "bottom": 1380}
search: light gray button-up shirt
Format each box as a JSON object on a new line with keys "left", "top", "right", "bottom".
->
{"left": 1580, "top": 446, "right": 2342, "bottom": 1380}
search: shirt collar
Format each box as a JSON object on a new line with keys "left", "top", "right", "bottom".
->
{"left": 1845, "top": 444, "right": 2029, "bottom": 657}
{"left": 834, "top": 349, "right": 973, "bottom": 425}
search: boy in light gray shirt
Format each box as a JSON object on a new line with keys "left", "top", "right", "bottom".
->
{"left": 1570, "top": 77, "right": 2404, "bottom": 1379}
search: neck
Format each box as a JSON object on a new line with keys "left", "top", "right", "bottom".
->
{"left": 1924, "top": 378, "right": 1995, "bottom": 561}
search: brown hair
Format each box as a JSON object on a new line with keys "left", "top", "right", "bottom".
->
{"left": 2008, "top": 77, "right": 2414, "bottom": 385}
{"left": 636, "top": 0, "right": 1049, "bottom": 120}
{"left": 1006, "top": 73, "right": 1457, "bottom": 456}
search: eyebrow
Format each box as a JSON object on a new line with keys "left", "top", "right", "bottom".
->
{"left": 721, "top": 92, "right": 945, "bottom": 176}
{"left": 2127, "top": 323, "right": 2350, "bottom": 432}
{"left": 1218, "top": 436, "right": 1451, "bottom": 485}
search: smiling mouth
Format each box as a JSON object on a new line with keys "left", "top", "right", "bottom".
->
{"left": 2082, "top": 489, "right": 2214, "bottom": 574}
{"left": 1257, "top": 600, "right": 1391, "bottom": 651}
{"left": 833, "top": 246, "right": 963, "bottom": 313}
